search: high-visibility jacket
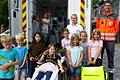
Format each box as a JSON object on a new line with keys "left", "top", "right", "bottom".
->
{"left": 96, "top": 12, "right": 119, "bottom": 41}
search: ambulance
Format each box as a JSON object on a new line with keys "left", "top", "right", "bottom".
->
{"left": 9, "top": 0, "right": 91, "bottom": 46}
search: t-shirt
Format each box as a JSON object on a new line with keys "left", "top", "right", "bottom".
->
{"left": 0, "top": 49, "right": 19, "bottom": 79}
{"left": 88, "top": 40, "right": 103, "bottom": 59}
{"left": 42, "top": 19, "right": 50, "bottom": 33}
{"left": 29, "top": 42, "right": 46, "bottom": 58}
{"left": 42, "top": 54, "right": 61, "bottom": 65}
{"left": 67, "top": 46, "right": 83, "bottom": 66}
{"left": 13, "top": 46, "right": 28, "bottom": 68}
{"left": 67, "top": 23, "right": 83, "bottom": 38}
{"left": 80, "top": 41, "right": 88, "bottom": 63}
{"left": 61, "top": 38, "right": 70, "bottom": 49}
{"left": 33, "top": 20, "right": 41, "bottom": 34}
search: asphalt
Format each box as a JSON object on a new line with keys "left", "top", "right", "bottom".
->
{"left": 102, "top": 44, "right": 120, "bottom": 80}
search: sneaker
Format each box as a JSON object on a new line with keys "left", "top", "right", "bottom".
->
{"left": 106, "top": 68, "right": 115, "bottom": 73}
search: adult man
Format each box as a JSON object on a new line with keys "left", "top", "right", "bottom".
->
{"left": 67, "top": 14, "right": 84, "bottom": 38}
{"left": 96, "top": 1, "right": 119, "bottom": 80}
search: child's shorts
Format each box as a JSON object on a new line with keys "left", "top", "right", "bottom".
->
{"left": 15, "top": 69, "right": 27, "bottom": 78}
{"left": 69, "top": 65, "right": 81, "bottom": 77}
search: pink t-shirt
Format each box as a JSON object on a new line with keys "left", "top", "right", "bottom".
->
{"left": 61, "top": 38, "right": 70, "bottom": 49}
{"left": 88, "top": 40, "right": 103, "bottom": 59}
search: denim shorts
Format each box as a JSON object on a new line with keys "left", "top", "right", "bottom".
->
{"left": 69, "top": 65, "right": 81, "bottom": 77}
{"left": 15, "top": 69, "right": 27, "bottom": 78}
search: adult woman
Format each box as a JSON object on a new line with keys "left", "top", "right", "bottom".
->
{"left": 67, "top": 14, "right": 84, "bottom": 38}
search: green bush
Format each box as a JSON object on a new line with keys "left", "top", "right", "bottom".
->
{"left": 0, "top": 0, "right": 8, "bottom": 27}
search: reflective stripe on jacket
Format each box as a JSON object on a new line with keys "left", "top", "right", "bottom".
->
{"left": 96, "top": 12, "right": 119, "bottom": 41}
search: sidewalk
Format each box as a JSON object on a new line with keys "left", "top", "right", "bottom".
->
{"left": 102, "top": 44, "right": 120, "bottom": 80}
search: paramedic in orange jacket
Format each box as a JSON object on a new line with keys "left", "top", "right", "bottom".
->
{"left": 96, "top": 2, "right": 119, "bottom": 80}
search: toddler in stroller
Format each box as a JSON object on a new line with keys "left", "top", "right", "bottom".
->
{"left": 32, "top": 44, "right": 64, "bottom": 80}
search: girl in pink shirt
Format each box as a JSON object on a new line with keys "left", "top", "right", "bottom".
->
{"left": 61, "top": 28, "right": 70, "bottom": 49}
{"left": 88, "top": 28, "right": 103, "bottom": 66}
{"left": 61, "top": 28, "right": 70, "bottom": 57}
{"left": 61, "top": 28, "right": 71, "bottom": 67}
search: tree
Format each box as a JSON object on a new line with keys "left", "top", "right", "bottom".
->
{"left": 0, "top": 0, "right": 8, "bottom": 31}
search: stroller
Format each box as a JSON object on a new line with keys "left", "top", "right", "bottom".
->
{"left": 31, "top": 54, "right": 66, "bottom": 80}
{"left": 32, "top": 62, "right": 59, "bottom": 80}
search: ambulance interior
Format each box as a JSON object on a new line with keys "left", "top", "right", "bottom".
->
{"left": 35, "top": 0, "right": 68, "bottom": 44}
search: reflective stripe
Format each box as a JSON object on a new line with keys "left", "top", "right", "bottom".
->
{"left": 101, "top": 36, "right": 115, "bottom": 38}
{"left": 106, "top": 68, "right": 115, "bottom": 73}
{"left": 101, "top": 33, "right": 116, "bottom": 41}
{"left": 101, "top": 37, "right": 115, "bottom": 40}
{"left": 101, "top": 33, "right": 116, "bottom": 36}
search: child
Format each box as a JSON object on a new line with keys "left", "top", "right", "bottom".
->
{"left": 67, "top": 34, "right": 83, "bottom": 80}
{"left": 61, "top": 28, "right": 70, "bottom": 64}
{"left": 61, "top": 28, "right": 70, "bottom": 49}
{"left": 79, "top": 31, "right": 88, "bottom": 66}
{"left": 32, "top": 43, "right": 64, "bottom": 80}
{"left": 27, "top": 32, "right": 46, "bottom": 79}
{"left": 88, "top": 28, "right": 103, "bottom": 66}
{"left": 41, "top": 13, "right": 50, "bottom": 45}
{"left": 0, "top": 35, "right": 19, "bottom": 80}
{"left": 13, "top": 34, "right": 28, "bottom": 80}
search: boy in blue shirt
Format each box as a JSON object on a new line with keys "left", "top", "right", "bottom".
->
{"left": 14, "top": 34, "right": 28, "bottom": 80}
{"left": 0, "top": 35, "right": 19, "bottom": 80}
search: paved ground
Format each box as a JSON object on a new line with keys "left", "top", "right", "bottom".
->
{"left": 102, "top": 44, "right": 120, "bottom": 80}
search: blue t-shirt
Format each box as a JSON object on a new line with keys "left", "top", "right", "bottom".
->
{"left": 33, "top": 20, "right": 41, "bottom": 34}
{"left": 13, "top": 46, "right": 28, "bottom": 68}
{"left": 67, "top": 46, "right": 83, "bottom": 66}
{"left": 0, "top": 49, "right": 19, "bottom": 79}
